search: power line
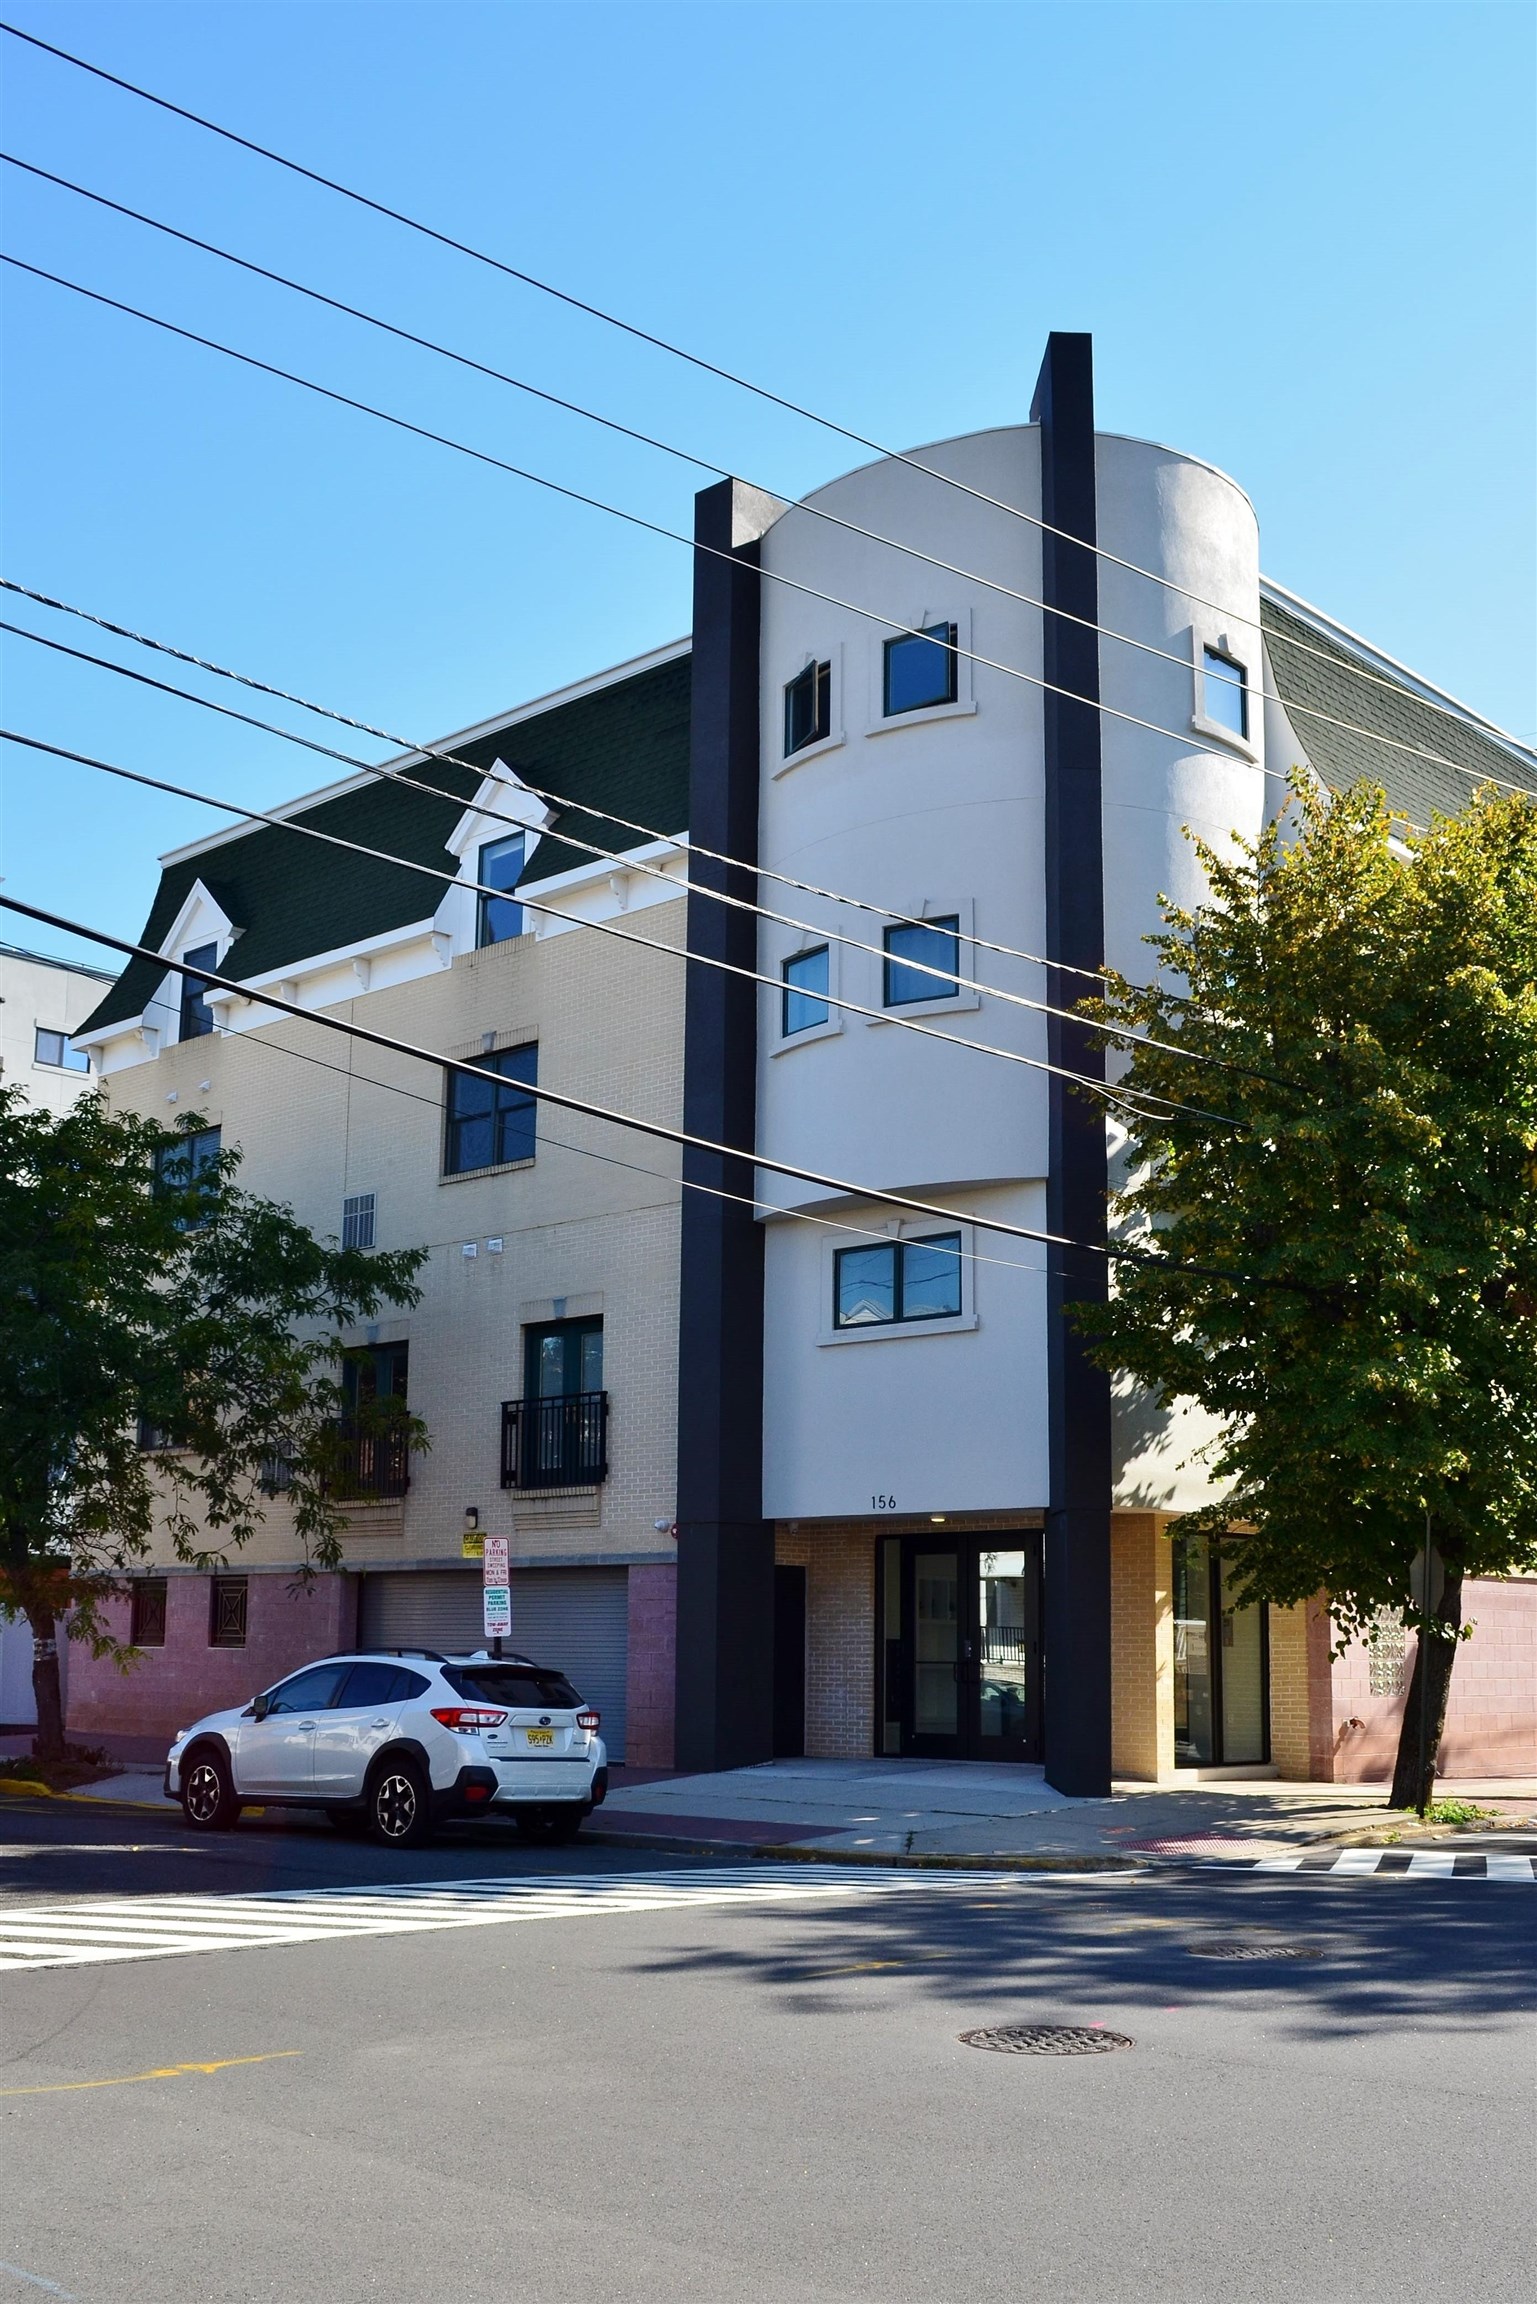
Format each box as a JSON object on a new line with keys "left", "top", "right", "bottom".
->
{"left": 218, "top": 1005, "right": 1054, "bottom": 1285}
{"left": 6, "top": 151, "right": 1525, "bottom": 787}
{"left": 0, "top": 606, "right": 1287, "bottom": 1093}
{"left": 7, "top": 251, "right": 1517, "bottom": 815}
{"left": 0, "top": 719, "right": 1240, "bottom": 1132}
{"left": 4, "top": 9, "right": 1528, "bottom": 764}
{"left": 0, "top": 887, "right": 1304, "bottom": 1294}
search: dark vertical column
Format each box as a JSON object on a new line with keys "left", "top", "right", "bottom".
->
{"left": 673, "top": 478, "right": 776, "bottom": 1773}
{"left": 1031, "top": 333, "right": 1114, "bottom": 1796}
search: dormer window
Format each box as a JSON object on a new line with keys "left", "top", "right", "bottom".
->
{"left": 784, "top": 660, "right": 831, "bottom": 757}
{"left": 179, "top": 944, "right": 218, "bottom": 1040}
{"left": 478, "top": 832, "right": 526, "bottom": 947}
{"left": 1201, "top": 648, "right": 1248, "bottom": 740}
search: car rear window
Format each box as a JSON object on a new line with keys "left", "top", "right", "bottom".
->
{"left": 444, "top": 1666, "right": 582, "bottom": 1710}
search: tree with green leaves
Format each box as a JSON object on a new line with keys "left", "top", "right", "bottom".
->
{"left": 1076, "top": 780, "right": 1537, "bottom": 1811}
{"left": 0, "top": 1090, "right": 427, "bottom": 1758}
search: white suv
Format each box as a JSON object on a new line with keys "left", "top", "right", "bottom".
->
{"left": 164, "top": 1649, "right": 609, "bottom": 1848}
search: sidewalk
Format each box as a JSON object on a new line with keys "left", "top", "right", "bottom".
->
{"left": 593, "top": 1757, "right": 1537, "bottom": 1862}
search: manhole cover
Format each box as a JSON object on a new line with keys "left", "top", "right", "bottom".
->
{"left": 1187, "top": 1942, "right": 1322, "bottom": 1961}
{"left": 959, "top": 2024, "right": 1134, "bottom": 2055}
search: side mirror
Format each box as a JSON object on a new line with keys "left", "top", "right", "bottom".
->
{"left": 245, "top": 1694, "right": 269, "bottom": 1721}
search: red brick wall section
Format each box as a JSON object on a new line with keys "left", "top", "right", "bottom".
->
{"left": 66, "top": 1573, "right": 358, "bottom": 1747}
{"left": 1330, "top": 1577, "right": 1537, "bottom": 1782}
{"left": 624, "top": 1562, "right": 676, "bottom": 1768}
{"left": 775, "top": 1528, "right": 874, "bottom": 1759}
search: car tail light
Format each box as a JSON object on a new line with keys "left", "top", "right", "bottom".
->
{"left": 576, "top": 1709, "right": 601, "bottom": 1734}
{"left": 430, "top": 1706, "right": 507, "bottom": 1734}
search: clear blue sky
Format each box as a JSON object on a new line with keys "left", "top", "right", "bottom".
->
{"left": 2, "top": 0, "right": 1533, "bottom": 971}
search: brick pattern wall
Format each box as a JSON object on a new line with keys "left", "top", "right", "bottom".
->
{"left": 774, "top": 1527, "right": 874, "bottom": 1758}
{"left": 1330, "top": 1576, "right": 1537, "bottom": 1781}
{"left": 625, "top": 1562, "right": 676, "bottom": 1768}
{"left": 1267, "top": 1600, "right": 1313, "bottom": 1779}
{"left": 1110, "top": 1514, "right": 1173, "bottom": 1781}
{"left": 67, "top": 1572, "right": 357, "bottom": 1747}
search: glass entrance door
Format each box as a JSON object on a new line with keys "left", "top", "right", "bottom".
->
{"left": 881, "top": 1535, "right": 1042, "bottom": 1760}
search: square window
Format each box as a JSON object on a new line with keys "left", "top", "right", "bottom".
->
{"left": 1202, "top": 647, "right": 1248, "bottom": 740}
{"left": 209, "top": 1576, "right": 247, "bottom": 1648}
{"left": 130, "top": 1579, "right": 167, "bottom": 1648}
{"left": 834, "top": 1233, "right": 963, "bottom": 1329}
{"left": 883, "top": 917, "right": 960, "bottom": 1006}
{"left": 342, "top": 1191, "right": 376, "bottom": 1250}
{"left": 883, "top": 623, "right": 958, "bottom": 716}
{"left": 444, "top": 1044, "right": 537, "bottom": 1174}
{"left": 179, "top": 943, "right": 218, "bottom": 1040}
{"left": 782, "top": 946, "right": 830, "bottom": 1036}
{"left": 477, "top": 832, "right": 526, "bottom": 947}
{"left": 783, "top": 660, "right": 832, "bottom": 756}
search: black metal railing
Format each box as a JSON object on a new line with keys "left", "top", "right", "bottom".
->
{"left": 501, "top": 1390, "right": 609, "bottom": 1491}
{"left": 328, "top": 1418, "right": 412, "bottom": 1502}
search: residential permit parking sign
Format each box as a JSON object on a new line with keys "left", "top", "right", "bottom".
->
{"left": 482, "top": 1535, "right": 511, "bottom": 1640}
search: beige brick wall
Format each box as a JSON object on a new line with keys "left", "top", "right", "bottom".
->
{"left": 104, "top": 901, "right": 686, "bottom": 1576}
{"left": 775, "top": 1526, "right": 874, "bottom": 1758}
{"left": 1268, "top": 1593, "right": 1334, "bottom": 1780}
{"left": 1111, "top": 1513, "right": 1175, "bottom": 1782}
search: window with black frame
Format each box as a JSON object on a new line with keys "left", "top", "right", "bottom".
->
{"left": 505, "top": 1316, "right": 606, "bottom": 1488}
{"left": 783, "top": 659, "right": 832, "bottom": 756}
{"left": 337, "top": 1341, "right": 411, "bottom": 1499}
{"left": 444, "top": 1043, "right": 537, "bottom": 1173}
{"left": 883, "top": 623, "right": 958, "bottom": 716}
{"left": 130, "top": 1579, "right": 167, "bottom": 1647}
{"left": 154, "top": 1126, "right": 222, "bottom": 1228}
{"left": 1201, "top": 647, "right": 1248, "bottom": 740}
{"left": 179, "top": 942, "right": 218, "bottom": 1039}
{"left": 477, "top": 832, "right": 526, "bottom": 946}
{"left": 781, "top": 946, "right": 830, "bottom": 1035}
{"left": 208, "top": 1576, "right": 247, "bottom": 1648}
{"left": 834, "top": 1233, "right": 962, "bottom": 1328}
{"left": 882, "top": 917, "right": 960, "bottom": 1005}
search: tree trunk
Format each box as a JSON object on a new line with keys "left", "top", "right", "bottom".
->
{"left": 27, "top": 1607, "right": 66, "bottom": 1762}
{"left": 1388, "top": 1562, "right": 1464, "bottom": 1813}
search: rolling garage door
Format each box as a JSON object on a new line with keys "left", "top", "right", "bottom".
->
{"left": 358, "top": 1567, "right": 629, "bottom": 1759}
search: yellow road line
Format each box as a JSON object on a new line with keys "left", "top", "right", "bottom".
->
{"left": 0, "top": 2051, "right": 300, "bottom": 2098}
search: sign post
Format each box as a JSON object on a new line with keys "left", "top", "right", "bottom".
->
{"left": 482, "top": 1535, "right": 511, "bottom": 1658}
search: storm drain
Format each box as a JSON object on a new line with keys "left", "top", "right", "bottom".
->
{"left": 1187, "top": 1942, "right": 1322, "bottom": 1961}
{"left": 959, "top": 2025, "right": 1134, "bottom": 2055}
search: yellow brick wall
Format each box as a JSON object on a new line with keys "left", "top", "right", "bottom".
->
{"left": 104, "top": 902, "right": 686, "bottom": 1575}
{"left": 1111, "top": 1513, "right": 1175, "bottom": 1781}
{"left": 775, "top": 1526, "right": 874, "bottom": 1758}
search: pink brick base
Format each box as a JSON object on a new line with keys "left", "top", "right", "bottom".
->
{"left": 1331, "top": 1577, "right": 1537, "bottom": 1782}
{"left": 66, "top": 1573, "right": 358, "bottom": 1747}
{"left": 625, "top": 1562, "right": 676, "bottom": 1768}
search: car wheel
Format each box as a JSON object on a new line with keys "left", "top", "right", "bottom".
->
{"left": 181, "top": 1749, "right": 240, "bottom": 1832}
{"left": 368, "top": 1759, "right": 433, "bottom": 1849}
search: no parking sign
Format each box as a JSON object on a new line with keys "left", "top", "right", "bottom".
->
{"left": 482, "top": 1535, "right": 511, "bottom": 1641}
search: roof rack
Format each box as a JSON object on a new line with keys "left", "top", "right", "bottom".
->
{"left": 327, "top": 1646, "right": 450, "bottom": 1663}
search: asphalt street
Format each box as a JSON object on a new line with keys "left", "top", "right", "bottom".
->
{"left": 0, "top": 1798, "right": 1531, "bottom": 2304}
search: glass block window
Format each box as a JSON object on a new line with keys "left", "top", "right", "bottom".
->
{"left": 784, "top": 660, "right": 832, "bottom": 756}
{"left": 34, "top": 1028, "right": 90, "bottom": 1072}
{"left": 444, "top": 1044, "right": 537, "bottom": 1174}
{"left": 834, "top": 1233, "right": 963, "bottom": 1328}
{"left": 477, "top": 832, "right": 526, "bottom": 946}
{"left": 209, "top": 1576, "right": 248, "bottom": 1648}
{"left": 1367, "top": 1606, "right": 1407, "bottom": 1698}
{"left": 782, "top": 946, "right": 830, "bottom": 1036}
{"left": 1202, "top": 647, "right": 1248, "bottom": 739}
{"left": 883, "top": 623, "right": 958, "bottom": 716}
{"left": 882, "top": 916, "right": 960, "bottom": 1005}
{"left": 130, "top": 1579, "right": 167, "bottom": 1648}
{"left": 179, "top": 942, "right": 219, "bottom": 1040}
{"left": 342, "top": 1192, "right": 376, "bottom": 1250}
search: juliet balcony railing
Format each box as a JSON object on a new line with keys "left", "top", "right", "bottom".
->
{"left": 327, "top": 1417, "right": 412, "bottom": 1503}
{"left": 500, "top": 1390, "right": 609, "bottom": 1491}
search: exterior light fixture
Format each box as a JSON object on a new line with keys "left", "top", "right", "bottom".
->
{"left": 930, "top": 1514, "right": 947, "bottom": 1525}
{"left": 464, "top": 1506, "right": 480, "bottom": 1531}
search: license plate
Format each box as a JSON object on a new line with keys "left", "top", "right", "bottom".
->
{"left": 523, "top": 1727, "right": 555, "bottom": 1749}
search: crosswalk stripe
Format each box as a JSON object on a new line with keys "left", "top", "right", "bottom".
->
{"left": 1230, "top": 1848, "right": 1533, "bottom": 1879}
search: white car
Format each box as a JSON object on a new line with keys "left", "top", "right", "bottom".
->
{"left": 164, "top": 1648, "right": 609, "bottom": 1848}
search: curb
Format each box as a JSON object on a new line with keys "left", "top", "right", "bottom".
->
{"left": 751, "top": 1844, "right": 1149, "bottom": 1874}
{"left": 0, "top": 1784, "right": 170, "bottom": 1814}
